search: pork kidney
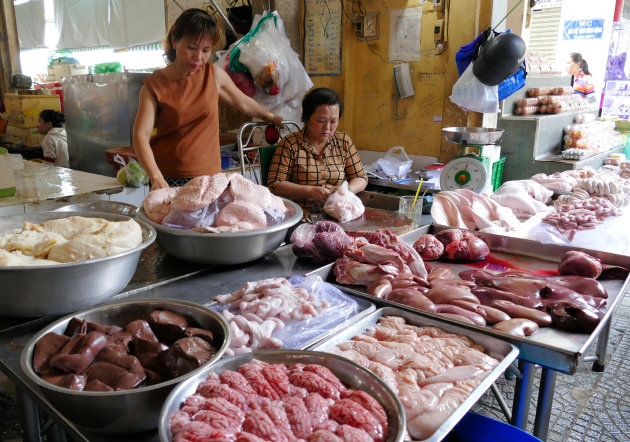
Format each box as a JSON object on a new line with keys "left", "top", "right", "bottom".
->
{"left": 558, "top": 250, "right": 602, "bottom": 279}
{"left": 434, "top": 229, "right": 489, "bottom": 262}
{"left": 412, "top": 234, "right": 444, "bottom": 261}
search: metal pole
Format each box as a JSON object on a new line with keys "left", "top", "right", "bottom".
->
{"left": 592, "top": 317, "right": 611, "bottom": 372}
{"left": 17, "top": 390, "right": 43, "bottom": 442}
{"left": 533, "top": 367, "right": 558, "bottom": 441}
{"left": 511, "top": 360, "right": 535, "bottom": 431}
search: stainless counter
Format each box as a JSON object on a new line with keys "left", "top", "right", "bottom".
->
{"left": 0, "top": 160, "right": 123, "bottom": 214}
{"left": 0, "top": 242, "right": 331, "bottom": 442}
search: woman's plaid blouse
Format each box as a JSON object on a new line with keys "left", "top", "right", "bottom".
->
{"left": 266, "top": 129, "right": 367, "bottom": 212}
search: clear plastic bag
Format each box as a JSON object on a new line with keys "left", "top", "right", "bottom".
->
{"left": 212, "top": 275, "right": 360, "bottom": 351}
{"left": 324, "top": 181, "right": 365, "bottom": 222}
{"left": 450, "top": 64, "right": 500, "bottom": 113}
{"left": 114, "top": 154, "right": 148, "bottom": 187}
{"left": 226, "top": 12, "right": 313, "bottom": 110}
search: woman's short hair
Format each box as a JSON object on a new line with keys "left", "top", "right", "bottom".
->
{"left": 301, "top": 88, "right": 344, "bottom": 122}
{"left": 164, "top": 8, "right": 219, "bottom": 64}
{"left": 570, "top": 52, "right": 591, "bottom": 76}
{"left": 39, "top": 110, "right": 65, "bottom": 128}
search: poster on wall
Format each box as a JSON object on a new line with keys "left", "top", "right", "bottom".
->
{"left": 563, "top": 19, "right": 605, "bottom": 40}
{"left": 303, "top": 0, "right": 342, "bottom": 75}
{"left": 601, "top": 80, "right": 630, "bottom": 119}
{"left": 389, "top": 7, "right": 422, "bottom": 62}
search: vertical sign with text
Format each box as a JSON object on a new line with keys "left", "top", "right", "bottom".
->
{"left": 304, "top": 0, "right": 342, "bottom": 75}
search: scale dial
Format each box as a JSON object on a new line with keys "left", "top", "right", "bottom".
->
{"left": 439, "top": 156, "right": 489, "bottom": 192}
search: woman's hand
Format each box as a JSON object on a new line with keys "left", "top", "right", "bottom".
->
{"left": 150, "top": 177, "right": 170, "bottom": 191}
{"left": 309, "top": 186, "right": 332, "bottom": 206}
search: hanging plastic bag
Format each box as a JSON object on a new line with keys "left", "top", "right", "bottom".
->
{"left": 225, "top": 11, "right": 313, "bottom": 111}
{"left": 456, "top": 29, "right": 527, "bottom": 101}
{"left": 114, "top": 154, "right": 148, "bottom": 187}
{"left": 450, "top": 64, "right": 500, "bottom": 113}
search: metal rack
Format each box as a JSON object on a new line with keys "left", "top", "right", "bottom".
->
{"left": 237, "top": 120, "right": 301, "bottom": 184}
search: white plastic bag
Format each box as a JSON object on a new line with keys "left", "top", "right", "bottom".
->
{"left": 450, "top": 64, "right": 500, "bottom": 113}
{"left": 368, "top": 146, "right": 413, "bottom": 180}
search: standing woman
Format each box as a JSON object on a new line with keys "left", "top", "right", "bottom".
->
{"left": 266, "top": 88, "right": 367, "bottom": 215}
{"left": 38, "top": 110, "right": 68, "bottom": 168}
{"left": 133, "top": 8, "right": 282, "bottom": 190}
{"left": 567, "top": 52, "right": 596, "bottom": 104}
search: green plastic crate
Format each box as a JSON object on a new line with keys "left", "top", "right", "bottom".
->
{"left": 491, "top": 157, "right": 506, "bottom": 191}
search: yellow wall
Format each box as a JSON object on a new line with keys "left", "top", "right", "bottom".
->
{"left": 310, "top": 0, "right": 492, "bottom": 163}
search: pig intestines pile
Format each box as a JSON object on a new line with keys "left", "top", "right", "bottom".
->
{"left": 169, "top": 360, "right": 389, "bottom": 441}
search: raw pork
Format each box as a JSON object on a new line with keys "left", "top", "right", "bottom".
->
{"left": 291, "top": 221, "right": 353, "bottom": 263}
{"left": 324, "top": 182, "right": 365, "bottom": 223}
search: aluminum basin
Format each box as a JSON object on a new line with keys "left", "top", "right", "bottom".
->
{"left": 136, "top": 198, "right": 302, "bottom": 265}
{"left": 0, "top": 211, "right": 155, "bottom": 317}
{"left": 159, "top": 350, "right": 406, "bottom": 442}
{"left": 20, "top": 299, "right": 231, "bottom": 434}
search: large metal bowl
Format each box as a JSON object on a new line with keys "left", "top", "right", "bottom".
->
{"left": 20, "top": 299, "right": 231, "bottom": 434}
{"left": 159, "top": 350, "right": 406, "bottom": 442}
{"left": 0, "top": 211, "right": 156, "bottom": 317}
{"left": 136, "top": 198, "right": 302, "bottom": 265}
{"left": 442, "top": 127, "right": 504, "bottom": 145}
{"left": 52, "top": 200, "right": 138, "bottom": 217}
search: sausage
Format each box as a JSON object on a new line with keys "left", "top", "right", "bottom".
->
{"left": 490, "top": 300, "right": 552, "bottom": 326}
{"left": 367, "top": 279, "right": 392, "bottom": 299}
{"left": 434, "top": 304, "right": 486, "bottom": 326}
{"left": 385, "top": 288, "right": 436, "bottom": 313}
{"left": 424, "top": 286, "right": 479, "bottom": 305}
{"left": 493, "top": 318, "right": 539, "bottom": 337}
{"left": 436, "top": 313, "right": 476, "bottom": 325}
{"left": 449, "top": 299, "right": 511, "bottom": 324}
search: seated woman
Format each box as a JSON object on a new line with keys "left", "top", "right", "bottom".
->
{"left": 266, "top": 88, "right": 368, "bottom": 216}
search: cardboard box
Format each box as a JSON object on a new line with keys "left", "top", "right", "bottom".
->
{"left": 5, "top": 125, "right": 44, "bottom": 147}
{"left": 4, "top": 94, "right": 61, "bottom": 128}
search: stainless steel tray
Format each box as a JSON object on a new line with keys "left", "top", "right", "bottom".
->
{"left": 309, "top": 306, "right": 519, "bottom": 442}
{"left": 307, "top": 225, "right": 630, "bottom": 374}
{"left": 159, "top": 350, "right": 406, "bottom": 442}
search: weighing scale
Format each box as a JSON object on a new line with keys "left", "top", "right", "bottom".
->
{"left": 440, "top": 127, "right": 505, "bottom": 193}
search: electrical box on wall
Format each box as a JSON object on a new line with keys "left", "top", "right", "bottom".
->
{"left": 355, "top": 12, "right": 379, "bottom": 40}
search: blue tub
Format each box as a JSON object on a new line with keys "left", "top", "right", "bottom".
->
{"left": 444, "top": 412, "right": 542, "bottom": 442}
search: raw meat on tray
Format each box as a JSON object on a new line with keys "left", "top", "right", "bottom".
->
{"left": 169, "top": 360, "right": 389, "bottom": 442}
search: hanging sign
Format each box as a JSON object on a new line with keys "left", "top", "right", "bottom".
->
{"left": 563, "top": 19, "right": 605, "bottom": 40}
{"left": 532, "top": 0, "right": 563, "bottom": 9}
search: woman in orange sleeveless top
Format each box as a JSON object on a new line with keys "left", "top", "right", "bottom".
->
{"left": 133, "top": 8, "right": 283, "bottom": 190}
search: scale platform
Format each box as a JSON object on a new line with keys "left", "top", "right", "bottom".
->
{"left": 441, "top": 127, "right": 506, "bottom": 193}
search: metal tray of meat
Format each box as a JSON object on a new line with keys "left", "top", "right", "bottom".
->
{"left": 159, "top": 350, "right": 406, "bottom": 442}
{"left": 204, "top": 288, "right": 376, "bottom": 352}
{"left": 307, "top": 225, "right": 630, "bottom": 374}
{"left": 309, "top": 306, "right": 519, "bottom": 442}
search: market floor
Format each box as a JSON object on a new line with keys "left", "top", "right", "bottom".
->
{"left": 1, "top": 293, "right": 629, "bottom": 442}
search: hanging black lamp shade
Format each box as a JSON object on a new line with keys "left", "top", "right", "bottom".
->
{"left": 473, "top": 33, "right": 526, "bottom": 86}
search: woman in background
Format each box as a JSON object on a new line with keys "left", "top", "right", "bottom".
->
{"left": 133, "top": 8, "right": 282, "bottom": 190}
{"left": 567, "top": 52, "right": 596, "bottom": 105}
{"left": 266, "top": 87, "right": 367, "bottom": 215}
{"left": 37, "top": 109, "right": 68, "bottom": 168}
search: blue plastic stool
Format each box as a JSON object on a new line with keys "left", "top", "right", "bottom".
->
{"left": 445, "top": 412, "right": 542, "bottom": 442}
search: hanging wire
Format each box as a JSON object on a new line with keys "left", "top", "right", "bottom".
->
{"left": 492, "top": 0, "right": 524, "bottom": 32}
